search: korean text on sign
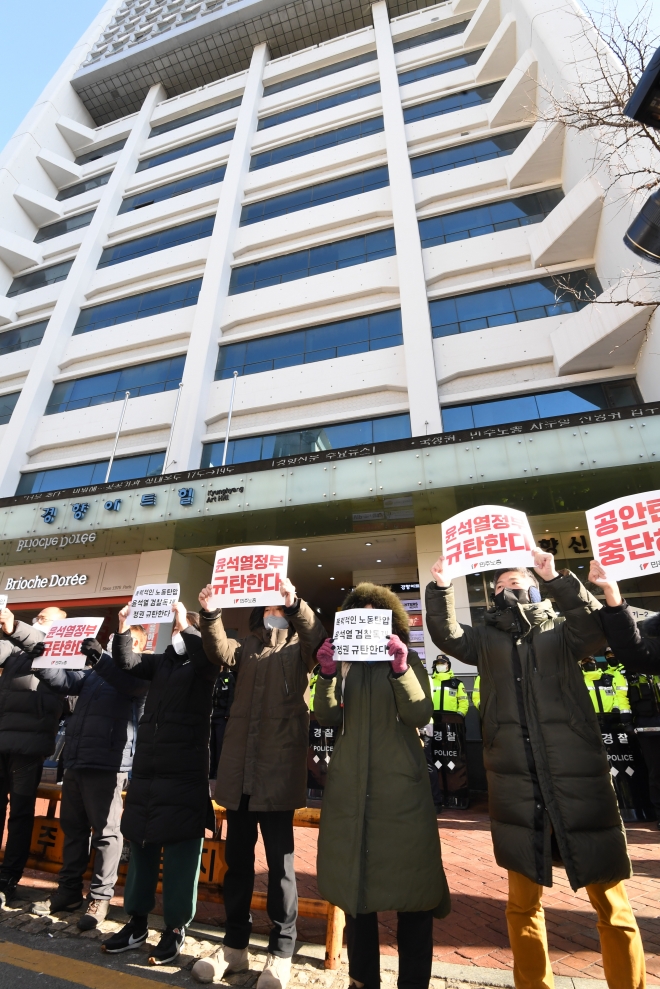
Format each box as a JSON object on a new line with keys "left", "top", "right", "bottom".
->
{"left": 333, "top": 609, "right": 392, "bottom": 661}
{"left": 587, "top": 490, "right": 660, "bottom": 581}
{"left": 441, "top": 505, "right": 535, "bottom": 580}
{"left": 32, "top": 618, "right": 104, "bottom": 670}
{"left": 212, "top": 545, "right": 289, "bottom": 607}
{"left": 128, "top": 584, "right": 180, "bottom": 624}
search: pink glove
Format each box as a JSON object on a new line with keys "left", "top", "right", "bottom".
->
{"left": 387, "top": 634, "right": 408, "bottom": 675}
{"left": 317, "top": 638, "right": 337, "bottom": 676}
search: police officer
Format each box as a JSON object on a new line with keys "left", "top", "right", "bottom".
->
{"left": 627, "top": 668, "right": 660, "bottom": 826}
{"left": 425, "top": 655, "right": 470, "bottom": 810}
{"left": 307, "top": 670, "right": 335, "bottom": 799}
{"left": 471, "top": 676, "right": 480, "bottom": 712}
{"left": 210, "top": 668, "right": 235, "bottom": 780}
{"left": 580, "top": 656, "right": 631, "bottom": 720}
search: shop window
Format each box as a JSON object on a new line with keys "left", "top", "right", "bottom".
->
{"left": 0, "top": 391, "right": 20, "bottom": 425}
{"left": 403, "top": 82, "right": 502, "bottom": 125}
{"left": 45, "top": 355, "right": 185, "bottom": 415}
{"left": 0, "top": 319, "right": 48, "bottom": 355}
{"left": 258, "top": 82, "right": 380, "bottom": 131}
{"left": 73, "top": 278, "right": 202, "bottom": 335}
{"left": 393, "top": 20, "right": 470, "bottom": 53}
{"left": 398, "top": 49, "right": 483, "bottom": 87}
{"left": 136, "top": 128, "right": 234, "bottom": 171}
{"left": 75, "top": 138, "right": 126, "bottom": 166}
{"left": 34, "top": 210, "right": 96, "bottom": 244}
{"left": 249, "top": 116, "right": 384, "bottom": 171}
{"left": 200, "top": 413, "right": 411, "bottom": 467}
{"left": 16, "top": 451, "right": 165, "bottom": 496}
{"left": 118, "top": 165, "right": 226, "bottom": 213}
{"left": 263, "top": 51, "right": 378, "bottom": 97}
{"left": 56, "top": 172, "right": 111, "bottom": 202}
{"left": 149, "top": 96, "right": 242, "bottom": 137}
{"left": 429, "top": 269, "right": 602, "bottom": 338}
{"left": 97, "top": 216, "right": 214, "bottom": 268}
{"left": 6, "top": 260, "right": 74, "bottom": 298}
{"left": 419, "top": 189, "right": 564, "bottom": 248}
{"left": 229, "top": 229, "right": 395, "bottom": 294}
{"left": 216, "top": 309, "right": 402, "bottom": 378}
{"left": 410, "top": 128, "right": 530, "bottom": 179}
{"left": 441, "top": 378, "right": 642, "bottom": 431}
{"left": 240, "top": 166, "right": 389, "bottom": 225}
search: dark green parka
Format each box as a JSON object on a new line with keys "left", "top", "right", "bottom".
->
{"left": 425, "top": 571, "right": 631, "bottom": 891}
{"left": 314, "top": 641, "right": 450, "bottom": 918}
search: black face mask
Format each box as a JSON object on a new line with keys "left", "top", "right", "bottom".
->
{"left": 494, "top": 587, "right": 530, "bottom": 610}
{"left": 582, "top": 660, "right": 597, "bottom": 672}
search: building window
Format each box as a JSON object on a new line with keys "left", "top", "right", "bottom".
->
{"left": 34, "top": 210, "right": 96, "bottom": 244}
{"left": 216, "top": 309, "right": 402, "bottom": 378}
{"left": 398, "top": 49, "right": 484, "bottom": 87}
{"left": 0, "top": 320, "right": 48, "bottom": 356}
{"left": 74, "top": 138, "right": 126, "bottom": 167}
{"left": 56, "top": 172, "right": 111, "bottom": 202}
{"left": 73, "top": 278, "right": 202, "bottom": 335}
{"left": 16, "top": 451, "right": 166, "bottom": 496}
{"left": 0, "top": 391, "right": 20, "bottom": 426}
{"left": 118, "top": 165, "right": 226, "bottom": 213}
{"left": 249, "top": 116, "right": 384, "bottom": 171}
{"left": 149, "top": 96, "right": 242, "bottom": 137}
{"left": 403, "top": 82, "right": 502, "bottom": 125}
{"left": 229, "top": 228, "right": 395, "bottom": 294}
{"left": 419, "top": 189, "right": 564, "bottom": 248}
{"left": 393, "top": 20, "right": 470, "bottom": 54}
{"left": 411, "top": 128, "right": 530, "bottom": 179}
{"left": 98, "top": 215, "right": 214, "bottom": 268}
{"left": 429, "top": 269, "right": 602, "bottom": 338}
{"left": 240, "top": 166, "right": 389, "bottom": 226}
{"left": 45, "top": 356, "right": 185, "bottom": 415}
{"left": 262, "top": 50, "right": 378, "bottom": 97}
{"left": 136, "top": 128, "right": 234, "bottom": 171}
{"left": 442, "top": 379, "right": 643, "bottom": 431}
{"left": 257, "top": 82, "right": 381, "bottom": 131}
{"left": 6, "top": 260, "right": 74, "bottom": 298}
{"left": 201, "top": 413, "right": 411, "bottom": 467}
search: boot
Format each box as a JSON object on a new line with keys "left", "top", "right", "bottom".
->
{"left": 192, "top": 945, "right": 249, "bottom": 984}
{"left": 78, "top": 898, "right": 109, "bottom": 931}
{"left": 257, "top": 954, "right": 292, "bottom": 989}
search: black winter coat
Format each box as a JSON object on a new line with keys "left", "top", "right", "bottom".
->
{"left": 36, "top": 655, "right": 149, "bottom": 773}
{"left": 112, "top": 626, "right": 216, "bottom": 845}
{"left": 0, "top": 621, "right": 65, "bottom": 756}
{"left": 425, "top": 572, "right": 631, "bottom": 891}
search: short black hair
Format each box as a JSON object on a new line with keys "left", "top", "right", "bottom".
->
{"left": 492, "top": 567, "right": 539, "bottom": 589}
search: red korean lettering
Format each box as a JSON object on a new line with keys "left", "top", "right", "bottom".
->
{"left": 52, "top": 641, "right": 64, "bottom": 657}
{"left": 254, "top": 554, "right": 268, "bottom": 569}
{"left": 445, "top": 525, "right": 457, "bottom": 543}
{"left": 508, "top": 532, "right": 531, "bottom": 552}
{"left": 647, "top": 498, "right": 660, "bottom": 523}
{"left": 458, "top": 520, "right": 473, "bottom": 537}
{"left": 594, "top": 510, "right": 618, "bottom": 537}
{"left": 246, "top": 573, "right": 263, "bottom": 592}
{"left": 484, "top": 532, "right": 507, "bottom": 551}
{"left": 625, "top": 532, "right": 656, "bottom": 560}
{"left": 269, "top": 555, "right": 285, "bottom": 568}
{"left": 212, "top": 576, "right": 228, "bottom": 595}
{"left": 598, "top": 539, "right": 625, "bottom": 565}
{"left": 263, "top": 573, "right": 280, "bottom": 591}
{"left": 214, "top": 556, "right": 227, "bottom": 574}
{"left": 229, "top": 575, "right": 246, "bottom": 592}
{"left": 619, "top": 503, "right": 647, "bottom": 529}
{"left": 473, "top": 515, "right": 490, "bottom": 532}
{"left": 240, "top": 555, "right": 254, "bottom": 571}
{"left": 226, "top": 556, "right": 240, "bottom": 572}
{"left": 491, "top": 514, "right": 509, "bottom": 529}
{"left": 445, "top": 542, "right": 462, "bottom": 566}
{"left": 463, "top": 537, "right": 484, "bottom": 559}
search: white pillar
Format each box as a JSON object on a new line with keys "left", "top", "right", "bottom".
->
{"left": 0, "top": 83, "right": 166, "bottom": 497}
{"left": 163, "top": 43, "right": 269, "bottom": 473}
{"left": 372, "top": 1, "right": 442, "bottom": 437}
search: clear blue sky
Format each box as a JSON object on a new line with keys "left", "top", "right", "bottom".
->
{"left": 0, "top": 0, "right": 658, "bottom": 152}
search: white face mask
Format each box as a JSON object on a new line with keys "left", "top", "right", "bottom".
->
{"left": 264, "top": 615, "right": 289, "bottom": 630}
{"left": 172, "top": 631, "right": 186, "bottom": 655}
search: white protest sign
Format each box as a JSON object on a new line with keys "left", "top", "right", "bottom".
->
{"left": 128, "top": 583, "right": 180, "bottom": 623}
{"left": 0, "top": 595, "right": 8, "bottom": 611}
{"left": 33, "top": 618, "right": 104, "bottom": 669}
{"left": 587, "top": 490, "right": 660, "bottom": 581}
{"left": 211, "top": 545, "right": 289, "bottom": 607}
{"left": 441, "top": 505, "right": 535, "bottom": 580}
{"left": 333, "top": 609, "right": 392, "bottom": 661}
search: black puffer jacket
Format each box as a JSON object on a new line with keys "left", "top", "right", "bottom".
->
{"left": 0, "top": 621, "right": 65, "bottom": 756}
{"left": 112, "top": 626, "right": 216, "bottom": 845}
{"left": 426, "top": 571, "right": 631, "bottom": 891}
{"left": 36, "top": 655, "right": 149, "bottom": 773}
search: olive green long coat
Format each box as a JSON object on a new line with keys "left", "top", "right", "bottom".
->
{"left": 314, "top": 651, "right": 450, "bottom": 919}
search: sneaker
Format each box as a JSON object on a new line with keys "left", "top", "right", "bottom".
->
{"left": 0, "top": 880, "right": 18, "bottom": 910}
{"left": 256, "top": 954, "right": 292, "bottom": 989}
{"left": 78, "top": 898, "right": 109, "bottom": 931}
{"left": 33, "top": 887, "right": 83, "bottom": 916}
{"left": 148, "top": 926, "right": 186, "bottom": 966}
{"left": 192, "top": 945, "right": 249, "bottom": 983}
{"left": 101, "top": 916, "right": 149, "bottom": 953}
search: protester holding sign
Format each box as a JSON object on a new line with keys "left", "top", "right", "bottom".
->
{"left": 192, "top": 574, "right": 325, "bottom": 989}
{"left": 426, "top": 549, "right": 645, "bottom": 989}
{"left": 314, "top": 583, "right": 450, "bottom": 989}
{"left": 101, "top": 601, "right": 217, "bottom": 967}
{"left": 0, "top": 607, "right": 67, "bottom": 906}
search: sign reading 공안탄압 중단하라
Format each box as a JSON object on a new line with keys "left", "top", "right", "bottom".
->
{"left": 586, "top": 490, "right": 660, "bottom": 581}
{"left": 333, "top": 609, "right": 392, "bottom": 661}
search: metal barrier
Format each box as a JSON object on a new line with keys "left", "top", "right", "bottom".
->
{"left": 5, "top": 784, "right": 346, "bottom": 969}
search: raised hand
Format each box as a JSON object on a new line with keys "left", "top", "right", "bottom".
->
{"left": 316, "top": 638, "right": 337, "bottom": 676}
{"left": 588, "top": 560, "right": 623, "bottom": 607}
{"left": 532, "top": 547, "right": 559, "bottom": 582}
{"left": 199, "top": 584, "right": 222, "bottom": 613}
{"left": 280, "top": 577, "right": 297, "bottom": 609}
{"left": 430, "top": 556, "right": 450, "bottom": 588}
{"left": 387, "top": 633, "right": 408, "bottom": 675}
{"left": 172, "top": 601, "right": 188, "bottom": 632}
{"left": 117, "top": 604, "right": 131, "bottom": 634}
{"left": 0, "top": 608, "right": 15, "bottom": 636}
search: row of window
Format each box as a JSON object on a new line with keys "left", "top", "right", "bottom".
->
{"left": 403, "top": 81, "right": 501, "bottom": 125}
{"left": 136, "top": 127, "right": 234, "bottom": 171}
{"left": 72, "top": 277, "right": 202, "bottom": 335}
{"left": 74, "top": 138, "right": 126, "bottom": 167}
{"left": 249, "top": 115, "right": 383, "bottom": 171}
{"left": 0, "top": 319, "right": 48, "bottom": 356}
{"left": 16, "top": 451, "right": 165, "bottom": 496}
{"left": 0, "top": 391, "right": 20, "bottom": 426}
{"left": 118, "top": 164, "right": 226, "bottom": 213}
{"left": 34, "top": 209, "right": 96, "bottom": 244}
{"left": 97, "top": 215, "right": 215, "bottom": 268}
{"left": 397, "top": 48, "right": 483, "bottom": 87}
{"left": 418, "top": 189, "right": 564, "bottom": 248}
{"left": 148, "top": 95, "right": 242, "bottom": 138}
{"left": 257, "top": 81, "right": 380, "bottom": 131}
{"left": 45, "top": 356, "right": 185, "bottom": 415}
{"left": 240, "top": 165, "right": 389, "bottom": 225}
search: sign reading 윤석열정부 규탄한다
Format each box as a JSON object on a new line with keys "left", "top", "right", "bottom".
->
{"left": 128, "top": 584, "right": 180, "bottom": 623}
{"left": 586, "top": 490, "right": 660, "bottom": 581}
{"left": 441, "top": 505, "right": 536, "bottom": 580}
{"left": 333, "top": 609, "right": 392, "bottom": 660}
{"left": 32, "top": 617, "right": 104, "bottom": 669}
{"left": 211, "top": 545, "right": 289, "bottom": 607}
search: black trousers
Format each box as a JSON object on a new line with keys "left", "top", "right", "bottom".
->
{"left": 223, "top": 794, "right": 297, "bottom": 957}
{"left": 0, "top": 753, "right": 44, "bottom": 884}
{"left": 346, "top": 911, "right": 434, "bottom": 989}
{"left": 638, "top": 732, "right": 660, "bottom": 816}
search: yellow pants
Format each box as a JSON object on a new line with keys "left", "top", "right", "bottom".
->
{"left": 505, "top": 870, "right": 646, "bottom": 989}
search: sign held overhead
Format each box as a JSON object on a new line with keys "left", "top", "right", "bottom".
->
{"left": 33, "top": 618, "right": 104, "bottom": 670}
{"left": 587, "top": 491, "right": 660, "bottom": 581}
{"left": 441, "top": 505, "right": 535, "bottom": 580}
{"left": 211, "top": 546, "right": 289, "bottom": 607}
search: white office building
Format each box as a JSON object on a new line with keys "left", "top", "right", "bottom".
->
{"left": 1, "top": 0, "right": 659, "bottom": 667}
